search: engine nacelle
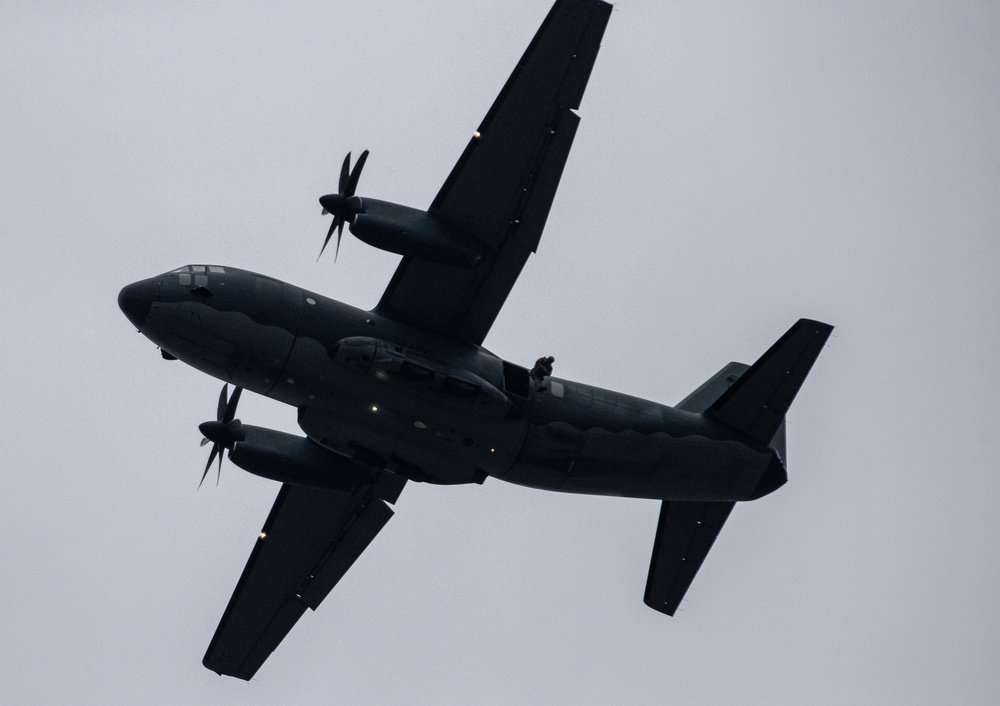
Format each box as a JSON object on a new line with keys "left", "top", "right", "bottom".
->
{"left": 229, "top": 425, "right": 374, "bottom": 492}
{"left": 350, "top": 198, "right": 485, "bottom": 267}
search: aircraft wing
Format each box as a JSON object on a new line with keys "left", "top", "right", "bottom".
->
{"left": 376, "top": 0, "right": 612, "bottom": 345}
{"left": 203, "top": 476, "right": 404, "bottom": 680}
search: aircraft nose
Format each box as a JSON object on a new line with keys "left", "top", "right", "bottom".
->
{"left": 118, "top": 280, "right": 154, "bottom": 328}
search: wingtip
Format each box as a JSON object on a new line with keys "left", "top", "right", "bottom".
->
{"left": 796, "top": 318, "right": 834, "bottom": 334}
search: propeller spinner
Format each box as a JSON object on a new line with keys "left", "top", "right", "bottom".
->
{"left": 319, "top": 150, "right": 369, "bottom": 261}
{"left": 198, "top": 383, "right": 244, "bottom": 488}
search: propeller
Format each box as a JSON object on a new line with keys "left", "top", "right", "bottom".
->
{"left": 197, "top": 383, "right": 244, "bottom": 488}
{"left": 318, "top": 150, "right": 369, "bottom": 261}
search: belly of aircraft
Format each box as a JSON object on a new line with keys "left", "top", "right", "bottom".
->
{"left": 501, "top": 421, "right": 776, "bottom": 502}
{"left": 272, "top": 332, "right": 529, "bottom": 485}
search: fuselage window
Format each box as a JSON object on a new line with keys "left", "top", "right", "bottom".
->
{"left": 209, "top": 266, "right": 225, "bottom": 274}
{"left": 195, "top": 274, "right": 208, "bottom": 287}
{"left": 179, "top": 273, "right": 192, "bottom": 285}
{"left": 192, "top": 265, "right": 206, "bottom": 273}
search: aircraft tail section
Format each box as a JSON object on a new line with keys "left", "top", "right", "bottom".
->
{"left": 643, "top": 319, "right": 832, "bottom": 616}
{"left": 706, "top": 318, "right": 833, "bottom": 445}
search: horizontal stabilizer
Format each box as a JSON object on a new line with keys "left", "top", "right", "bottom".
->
{"left": 707, "top": 319, "right": 833, "bottom": 444}
{"left": 644, "top": 500, "right": 735, "bottom": 615}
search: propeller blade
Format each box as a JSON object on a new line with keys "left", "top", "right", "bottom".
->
{"left": 345, "top": 149, "right": 369, "bottom": 196}
{"left": 319, "top": 217, "right": 339, "bottom": 261}
{"left": 200, "top": 443, "right": 219, "bottom": 489}
{"left": 320, "top": 150, "right": 369, "bottom": 262}
{"left": 216, "top": 384, "right": 228, "bottom": 422}
{"left": 198, "top": 384, "right": 244, "bottom": 488}
{"left": 223, "top": 386, "right": 242, "bottom": 423}
{"left": 335, "top": 219, "right": 345, "bottom": 261}
{"left": 338, "top": 152, "right": 352, "bottom": 194}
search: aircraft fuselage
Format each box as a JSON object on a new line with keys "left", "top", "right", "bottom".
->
{"left": 120, "top": 265, "right": 784, "bottom": 502}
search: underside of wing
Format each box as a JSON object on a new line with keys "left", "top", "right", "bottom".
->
{"left": 644, "top": 500, "right": 735, "bottom": 615}
{"left": 376, "top": 0, "right": 612, "bottom": 344}
{"left": 203, "top": 475, "right": 404, "bottom": 680}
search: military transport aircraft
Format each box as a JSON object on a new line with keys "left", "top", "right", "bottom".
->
{"left": 118, "top": 0, "right": 832, "bottom": 681}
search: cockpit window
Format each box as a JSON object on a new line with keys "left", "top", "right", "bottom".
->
{"left": 168, "top": 265, "right": 225, "bottom": 276}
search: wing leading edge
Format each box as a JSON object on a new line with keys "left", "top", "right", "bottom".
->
{"left": 376, "top": 0, "right": 613, "bottom": 344}
{"left": 203, "top": 475, "right": 405, "bottom": 680}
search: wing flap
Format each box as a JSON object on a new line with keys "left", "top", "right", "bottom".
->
{"left": 203, "top": 480, "right": 400, "bottom": 680}
{"left": 299, "top": 497, "right": 394, "bottom": 609}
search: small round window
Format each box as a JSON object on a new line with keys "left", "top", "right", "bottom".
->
{"left": 305, "top": 297, "right": 316, "bottom": 305}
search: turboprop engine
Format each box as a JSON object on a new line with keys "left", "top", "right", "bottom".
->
{"left": 349, "top": 199, "right": 485, "bottom": 267}
{"left": 197, "top": 384, "right": 376, "bottom": 493}
{"left": 318, "top": 150, "right": 485, "bottom": 267}
{"left": 228, "top": 425, "right": 376, "bottom": 493}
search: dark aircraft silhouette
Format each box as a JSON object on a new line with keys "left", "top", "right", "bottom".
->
{"left": 118, "top": 0, "right": 832, "bottom": 681}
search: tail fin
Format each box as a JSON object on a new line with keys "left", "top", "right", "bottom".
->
{"left": 706, "top": 318, "right": 833, "bottom": 445}
{"left": 675, "top": 361, "right": 749, "bottom": 413}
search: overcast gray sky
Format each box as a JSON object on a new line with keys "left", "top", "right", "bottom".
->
{"left": 2, "top": 0, "right": 999, "bottom": 703}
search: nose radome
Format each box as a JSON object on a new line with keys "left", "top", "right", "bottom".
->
{"left": 118, "top": 280, "right": 154, "bottom": 328}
